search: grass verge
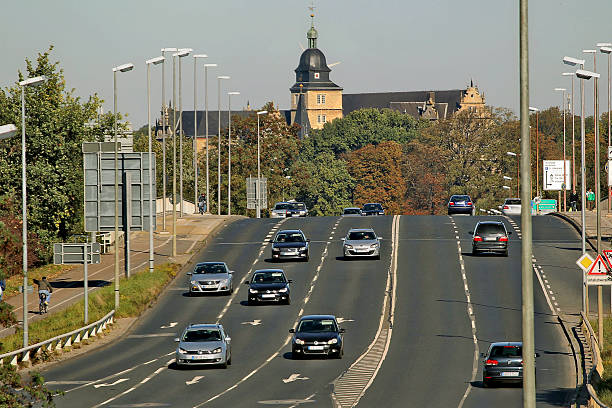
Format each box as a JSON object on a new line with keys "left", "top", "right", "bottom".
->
{"left": 0, "top": 263, "right": 179, "bottom": 354}
{"left": 590, "top": 317, "right": 612, "bottom": 405}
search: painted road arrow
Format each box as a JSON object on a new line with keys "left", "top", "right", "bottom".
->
{"left": 93, "top": 378, "right": 129, "bottom": 388}
{"left": 336, "top": 317, "right": 354, "bottom": 324}
{"left": 241, "top": 319, "right": 262, "bottom": 326}
{"left": 160, "top": 322, "right": 178, "bottom": 329}
{"left": 282, "top": 373, "right": 309, "bottom": 383}
{"left": 186, "top": 376, "right": 204, "bottom": 385}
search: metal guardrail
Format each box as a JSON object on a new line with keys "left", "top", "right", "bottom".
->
{"left": 581, "top": 312, "right": 608, "bottom": 408}
{"left": 0, "top": 310, "right": 115, "bottom": 366}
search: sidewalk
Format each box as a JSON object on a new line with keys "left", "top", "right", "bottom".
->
{"left": 554, "top": 207, "right": 612, "bottom": 251}
{"left": 0, "top": 212, "right": 240, "bottom": 339}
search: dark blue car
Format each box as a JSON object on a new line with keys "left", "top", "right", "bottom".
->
{"left": 448, "top": 195, "right": 474, "bottom": 215}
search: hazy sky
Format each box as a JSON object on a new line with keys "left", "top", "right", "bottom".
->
{"left": 1, "top": 0, "right": 612, "bottom": 127}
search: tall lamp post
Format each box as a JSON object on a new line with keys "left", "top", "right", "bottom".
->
{"left": 112, "top": 64, "right": 133, "bottom": 311}
{"left": 193, "top": 54, "right": 208, "bottom": 213}
{"left": 555, "top": 87, "right": 568, "bottom": 211}
{"left": 562, "top": 73, "right": 577, "bottom": 197}
{"left": 600, "top": 45, "right": 612, "bottom": 212}
{"left": 146, "top": 56, "right": 164, "bottom": 273}
{"left": 507, "top": 151, "right": 519, "bottom": 197}
{"left": 161, "top": 48, "right": 178, "bottom": 231}
{"left": 203, "top": 64, "right": 217, "bottom": 215}
{"left": 177, "top": 48, "right": 192, "bottom": 218}
{"left": 217, "top": 76, "right": 230, "bottom": 215}
{"left": 227, "top": 91, "right": 240, "bottom": 215}
{"left": 256, "top": 110, "right": 268, "bottom": 218}
{"left": 529, "top": 107, "right": 540, "bottom": 197}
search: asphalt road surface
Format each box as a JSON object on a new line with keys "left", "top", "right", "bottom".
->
{"left": 43, "top": 214, "right": 578, "bottom": 407}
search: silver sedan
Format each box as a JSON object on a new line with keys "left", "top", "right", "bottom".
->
{"left": 175, "top": 324, "right": 231, "bottom": 368}
{"left": 342, "top": 228, "right": 381, "bottom": 260}
{"left": 187, "top": 262, "right": 234, "bottom": 295}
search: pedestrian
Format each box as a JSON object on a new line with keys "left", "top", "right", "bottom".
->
{"left": 198, "top": 193, "right": 207, "bottom": 214}
{"left": 586, "top": 188, "right": 595, "bottom": 211}
{"left": 0, "top": 278, "right": 5, "bottom": 302}
{"left": 569, "top": 191, "right": 578, "bottom": 212}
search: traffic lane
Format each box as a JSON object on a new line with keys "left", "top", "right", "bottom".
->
{"left": 456, "top": 215, "right": 574, "bottom": 407}
{"left": 212, "top": 216, "right": 392, "bottom": 407}
{"left": 43, "top": 217, "right": 283, "bottom": 405}
{"left": 358, "top": 215, "right": 475, "bottom": 408}
{"left": 84, "top": 216, "right": 340, "bottom": 408}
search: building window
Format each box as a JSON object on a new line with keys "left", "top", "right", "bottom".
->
{"left": 317, "top": 114, "right": 326, "bottom": 123}
{"left": 317, "top": 94, "right": 326, "bottom": 105}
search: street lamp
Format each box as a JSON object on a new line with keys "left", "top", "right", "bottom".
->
{"left": 227, "top": 91, "right": 240, "bottom": 215}
{"left": 600, "top": 46, "right": 612, "bottom": 212}
{"left": 562, "top": 73, "right": 577, "bottom": 198}
{"left": 146, "top": 57, "right": 164, "bottom": 274}
{"left": 555, "top": 88, "right": 568, "bottom": 211}
{"left": 529, "top": 106, "right": 540, "bottom": 197}
{"left": 507, "top": 151, "right": 519, "bottom": 197}
{"left": 160, "top": 48, "right": 178, "bottom": 231}
{"left": 193, "top": 54, "right": 208, "bottom": 214}
{"left": 502, "top": 185, "right": 511, "bottom": 190}
{"left": 503, "top": 175, "right": 512, "bottom": 181}
{"left": 256, "top": 110, "right": 268, "bottom": 218}
{"left": 203, "top": 64, "right": 217, "bottom": 215}
{"left": 112, "top": 64, "right": 132, "bottom": 311}
{"left": 217, "top": 76, "right": 230, "bottom": 215}
{"left": 0, "top": 124, "right": 17, "bottom": 139}
{"left": 176, "top": 49, "right": 191, "bottom": 218}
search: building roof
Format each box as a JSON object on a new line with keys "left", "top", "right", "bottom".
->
{"left": 171, "top": 110, "right": 254, "bottom": 137}
{"left": 342, "top": 90, "right": 464, "bottom": 117}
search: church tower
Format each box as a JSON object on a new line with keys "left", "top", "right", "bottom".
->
{"left": 290, "top": 12, "right": 343, "bottom": 137}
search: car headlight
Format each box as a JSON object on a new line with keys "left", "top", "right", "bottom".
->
{"left": 370, "top": 243, "right": 379, "bottom": 248}
{"left": 345, "top": 244, "right": 353, "bottom": 249}
{"left": 299, "top": 247, "right": 307, "bottom": 252}
{"left": 249, "top": 288, "right": 258, "bottom": 294}
{"left": 295, "top": 338, "right": 305, "bottom": 345}
{"left": 211, "top": 347, "right": 222, "bottom": 354}
{"left": 178, "top": 347, "right": 188, "bottom": 354}
{"left": 190, "top": 280, "right": 197, "bottom": 285}
{"left": 272, "top": 247, "right": 280, "bottom": 252}
{"left": 328, "top": 338, "right": 338, "bottom": 345}
{"left": 278, "top": 287, "right": 288, "bottom": 293}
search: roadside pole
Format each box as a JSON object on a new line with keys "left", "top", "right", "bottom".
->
{"left": 519, "top": 0, "right": 536, "bottom": 406}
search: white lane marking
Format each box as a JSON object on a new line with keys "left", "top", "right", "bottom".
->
{"left": 242, "top": 319, "right": 262, "bottom": 326}
{"left": 93, "top": 378, "right": 129, "bottom": 389}
{"left": 160, "top": 322, "right": 177, "bottom": 329}
{"left": 186, "top": 376, "right": 205, "bottom": 385}
{"left": 92, "top": 367, "right": 167, "bottom": 407}
{"left": 282, "top": 373, "right": 310, "bottom": 383}
{"left": 46, "top": 380, "right": 92, "bottom": 385}
{"left": 127, "top": 333, "right": 176, "bottom": 339}
{"left": 336, "top": 317, "right": 355, "bottom": 324}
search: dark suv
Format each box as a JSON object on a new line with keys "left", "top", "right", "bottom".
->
{"left": 362, "top": 203, "right": 384, "bottom": 216}
{"left": 482, "top": 342, "right": 523, "bottom": 387}
{"left": 448, "top": 195, "right": 474, "bottom": 215}
{"left": 470, "top": 221, "right": 511, "bottom": 256}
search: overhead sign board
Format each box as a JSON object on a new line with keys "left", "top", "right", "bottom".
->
{"left": 543, "top": 160, "right": 571, "bottom": 191}
{"left": 577, "top": 253, "right": 595, "bottom": 272}
{"left": 246, "top": 176, "right": 268, "bottom": 210}
{"left": 53, "top": 242, "right": 101, "bottom": 265}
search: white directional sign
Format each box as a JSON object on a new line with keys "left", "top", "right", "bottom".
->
{"left": 543, "top": 160, "right": 571, "bottom": 191}
{"left": 576, "top": 253, "right": 595, "bottom": 273}
{"left": 282, "top": 373, "right": 309, "bottom": 383}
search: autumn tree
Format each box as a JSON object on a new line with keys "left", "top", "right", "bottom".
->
{"left": 402, "top": 141, "right": 447, "bottom": 214}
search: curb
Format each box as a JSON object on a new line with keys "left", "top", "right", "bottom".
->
{"left": 557, "top": 313, "right": 582, "bottom": 406}
{"left": 550, "top": 212, "right": 596, "bottom": 251}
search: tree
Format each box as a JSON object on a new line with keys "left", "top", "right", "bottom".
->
{"left": 402, "top": 141, "right": 447, "bottom": 214}
{"left": 0, "top": 364, "right": 56, "bottom": 407}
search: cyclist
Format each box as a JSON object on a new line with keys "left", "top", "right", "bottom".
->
{"left": 33, "top": 276, "right": 53, "bottom": 307}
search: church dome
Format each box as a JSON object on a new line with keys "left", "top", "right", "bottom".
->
{"left": 296, "top": 48, "right": 331, "bottom": 73}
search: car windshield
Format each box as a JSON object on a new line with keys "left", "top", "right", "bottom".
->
{"left": 505, "top": 199, "right": 521, "bottom": 205}
{"left": 183, "top": 329, "right": 222, "bottom": 342}
{"left": 363, "top": 204, "right": 382, "bottom": 211}
{"left": 476, "top": 224, "right": 506, "bottom": 235}
{"left": 297, "top": 318, "right": 338, "bottom": 333}
{"left": 344, "top": 208, "right": 360, "bottom": 214}
{"left": 252, "top": 271, "right": 286, "bottom": 284}
{"left": 451, "top": 195, "right": 471, "bottom": 202}
{"left": 490, "top": 345, "right": 522, "bottom": 358}
{"left": 274, "top": 203, "right": 290, "bottom": 210}
{"left": 288, "top": 202, "right": 306, "bottom": 210}
{"left": 348, "top": 231, "right": 376, "bottom": 240}
{"left": 193, "top": 263, "right": 226, "bottom": 274}
{"left": 275, "top": 232, "right": 305, "bottom": 243}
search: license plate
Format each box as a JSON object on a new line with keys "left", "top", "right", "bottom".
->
{"left": 292, "top": 213, "right": 300, "bottom": 217}
{"left": 204, "top": 285, "right": 217, "bottom": 289}
{"left": 501, "top": 371, "right": 519, "bottom": 377}
{"left": 191, "top": 355, "right": 206, "bottom": 360}
{"left": 308, "top": 345, "right": 325, "bottom": 350}
{"left": 261, "top": 294, "right": 276, "bottom": 298}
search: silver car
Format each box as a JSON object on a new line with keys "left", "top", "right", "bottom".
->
{"left": 175, "top": 324, "right": 231, "bottom": 368}
{"left": 270, "top": 202, "right": 290, "bottom": 218}
{"left": 187, "top": 262, "right": 233, "bottom": 295}
{"left": 501, "top": 198, "right": 521, "bottom": 216}
{"left": 342, "top": 228, "right": 381, "bottom": 259}
{"left": 342, "top": 207, "right": 363, "bottom": 217}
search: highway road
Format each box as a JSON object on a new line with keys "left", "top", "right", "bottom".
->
{"left": 43, "top": 214, "right": 579, "bottom": 407}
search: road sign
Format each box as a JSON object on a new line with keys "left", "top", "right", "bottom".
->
{"left": 538, "top": 199, "right": 557, "bottom": 214}
{"left": 588, "top": 254, "right": 610, "bottom": 275}
{"left": 577, "top": 253, "right": 595, "bottom": 272}
{"left": 53, "top": 242, "right": 101, "bottom": 265}
{"left": 543, "top": 160, "right": 571, "bottom": 191}
{"left": 603, "top": 250, "right": 612, "bottom": 268}
{"left": 608, "top": 146, "right": 612, "bottom": 160}
{"left": 246, "top": 176, "right": 268, "bottom": 210}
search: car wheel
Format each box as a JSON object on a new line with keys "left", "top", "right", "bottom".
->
{"left": 247, "top": 299, "right": 254, "bottom": 306}
{"left": 335, "top": 349, "right": 343, "bottom": 359}
{"left": 503, "top": 250, "right": 509, "bottom": 257}
{"left": 285, "top": 297, "right": 291, "bottom": 305}
{"left": 220, "top": 360, "right": 228, "bottom": 369}
{"left": 292, "top": 351, "right": 302, "bottom": 360}
{"left": 483, "top": 379, "right": 490, "bottom": 388}
{"left": 375, "top": 254, "right": 381, "bottom": 260}
{"left": 472, "top": 248, "right": 478, "bottom": 256}
{"left": 227, "top": 353, "right": 232, "bottom": 365}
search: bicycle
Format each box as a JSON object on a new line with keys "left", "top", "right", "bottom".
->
{"left": 39, "top": 292, "right": 48, "bottom": 314}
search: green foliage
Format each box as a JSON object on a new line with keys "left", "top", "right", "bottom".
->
{"left": 0, "top": 364, "right": 56, "bottom": 407}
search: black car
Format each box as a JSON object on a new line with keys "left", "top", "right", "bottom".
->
{"left": 245, "top": 269, "right": 291, "bottom": 305}
{"left": 290, "top": 315, "right": 344, "bottom": 359}
{"left": 470, "top": 221, "right": 511, "bottom": 256}
{"left": 285, "top": 202, "right": 308, "bottom": 217}
{"left": 362, "top": 203, "right": 384, "bottom": 216}
{"left": 448, "top": 195, "right": 474, "bottom": 215}
{"left": 271, "top": 229, "right": 309, "bottom": 262}
{"left": 482, "top": 342, "right": 523, "bottom": 387}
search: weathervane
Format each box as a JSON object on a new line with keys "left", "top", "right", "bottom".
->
{"left": 308, "top": 0, "right": 315, "bottom": 25}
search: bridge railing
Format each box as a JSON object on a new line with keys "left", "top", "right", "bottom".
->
{"left": 581, "top": 312, "right": 608, "bottom": 408}
{"left": 0, "top": 310, "right": 115, "bottom": 366}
